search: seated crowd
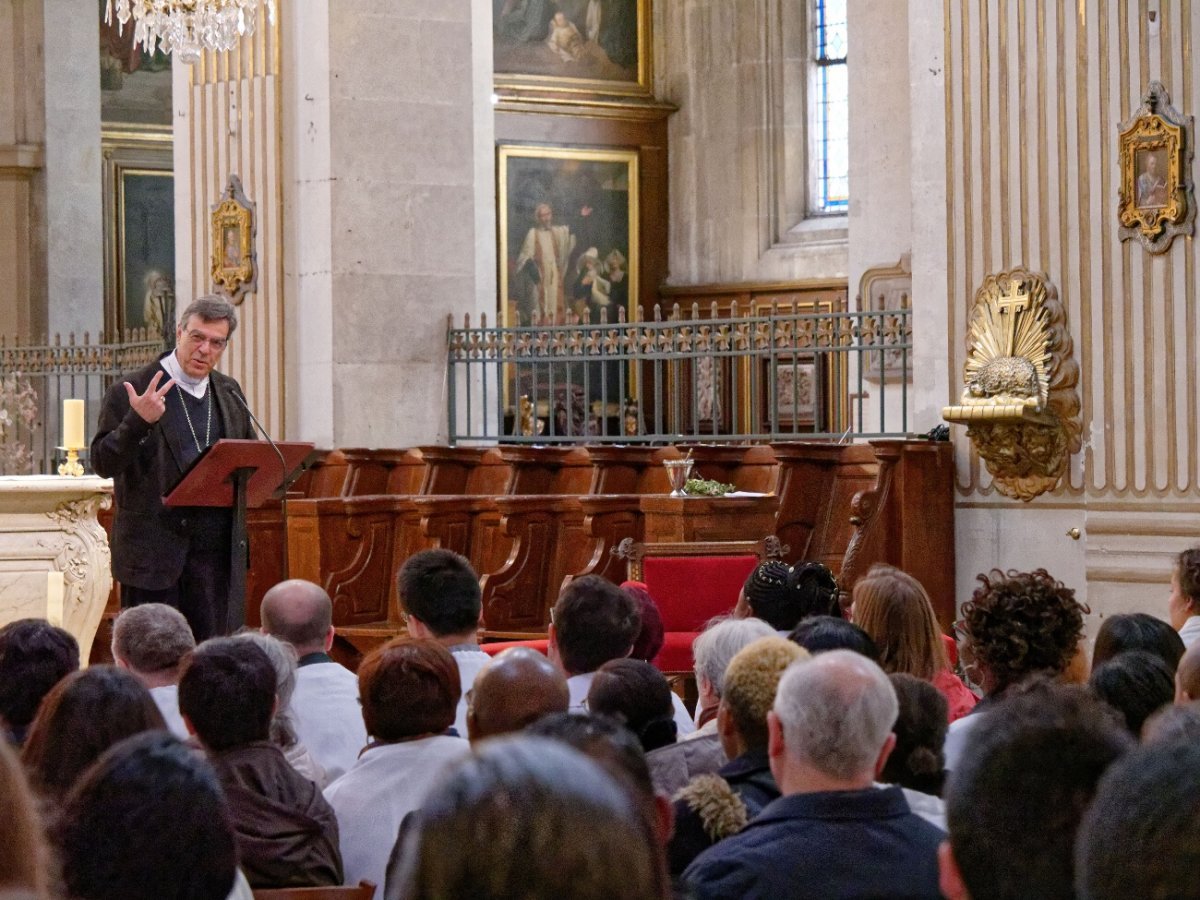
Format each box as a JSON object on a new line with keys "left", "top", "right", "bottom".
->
{"left": 3, "top": 547, "right": 1200, "bottom": 899}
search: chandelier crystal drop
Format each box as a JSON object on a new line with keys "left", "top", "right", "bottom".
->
{"left": 104, "top": 0, "right": 276, "bottom": 65}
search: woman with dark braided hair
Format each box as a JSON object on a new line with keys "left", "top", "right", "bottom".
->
{"left": 1169, "top": 547, "right": 1200, "bottom": 649}
{"left": 942, "top": 568, "right": 1086, "bottom": 771}
{"left": 733, "top": 560, "right": 841, "bottom": 633}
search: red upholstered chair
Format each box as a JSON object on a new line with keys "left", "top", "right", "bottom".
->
{"left": 615, "top": 537, "right": 786, "bottom": 675}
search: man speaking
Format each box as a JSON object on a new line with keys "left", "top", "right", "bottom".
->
{"left": 93, "top": 295, "right": 256, "bottom": 640}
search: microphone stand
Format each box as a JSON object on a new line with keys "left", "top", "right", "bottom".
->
{"left": 231, "top": 390, "right": 293, "bottom": 580}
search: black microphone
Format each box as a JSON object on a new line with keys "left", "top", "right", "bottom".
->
{"left": 230, "top": 388, "right": 289, "bottom": 493}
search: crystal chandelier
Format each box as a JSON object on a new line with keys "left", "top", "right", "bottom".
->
{"left": 104, "top": 0, "right": 276, "bottom": 65}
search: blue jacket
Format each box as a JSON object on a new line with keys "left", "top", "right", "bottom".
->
{"left": 682, "top": 785, "right": 945, "bottom": 900}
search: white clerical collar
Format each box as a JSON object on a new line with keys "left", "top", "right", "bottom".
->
{"left": 161, "top": 351, "right": 210, "bottom": 398}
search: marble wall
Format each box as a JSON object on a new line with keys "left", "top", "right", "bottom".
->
{"left": 656, "top": 0, "right": 847, "bottom": 285}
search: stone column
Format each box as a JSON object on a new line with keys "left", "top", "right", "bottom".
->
{"left": 282, "top": 0, "right": 495, "bottom": 447}
{"left": 41, "top": 0, "right": 104, "bottom": 337}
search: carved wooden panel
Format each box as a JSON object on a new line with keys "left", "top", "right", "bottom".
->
{"left": 641, "top": 495, "right": 779, "bottom": 544}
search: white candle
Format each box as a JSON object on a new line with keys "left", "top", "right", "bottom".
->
{"left": 63, "top": 398, "right": 85, "bottom": 449}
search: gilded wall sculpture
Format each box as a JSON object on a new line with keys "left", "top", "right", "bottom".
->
{"left": 943, "top": 269, "right": 1081, "bottom": 502}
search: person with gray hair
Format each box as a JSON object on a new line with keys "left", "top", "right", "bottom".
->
{"left": 683, "top": 650, "right": 944, "bottom": 899}
{"left": 231, "top": 631, "right": 327, "bottom": 787}
{"left": 646, "top": 616, "right": 775, "bottom": 796}
{"left": 93, "top": 294, "right": 257, "bottom": 641}
{"left": 111, "top": 602, "right": 196, "bottom": 739}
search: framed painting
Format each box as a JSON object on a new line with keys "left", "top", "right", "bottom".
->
{"left": 499, "top": 144, "right": 638, "bottom": 326}
{"left": 210, "top": 175, "right": 258, "bottom": 303}
{"left": 765, "top": 355, "right": 821, "bottom": 433}
{"left": 493, "top": 0, "right": 651, "bottom": 96}
{"left": 102, "top": 127, "right": 175, "bottom": 342}
{"left": 1117, "top": 81, "right": 1195, "bottom": 254}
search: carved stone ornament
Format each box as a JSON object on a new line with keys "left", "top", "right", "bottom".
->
{"left": 943, "top": 269, "right": 1082, "bottom": 502}
{"left": 210, "top": 174, "right": 258, "bottom": 303}
{"left": 1117, "top": 81, "right": 1196, "bottom": 254}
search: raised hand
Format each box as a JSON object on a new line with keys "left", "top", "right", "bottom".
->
{"left": 124, "top": 371, "right": 176, "bottom": 424}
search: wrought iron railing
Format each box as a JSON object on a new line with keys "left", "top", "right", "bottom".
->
{"left": 0, "top": 331, "right": 164, "bottom": 474}
{"left": 447, "top": 303, "right": 913, "bottom": 444}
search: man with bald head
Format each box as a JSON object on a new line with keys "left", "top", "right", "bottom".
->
{"left": 260, "top": 578, "right": 367, "bottom": 780}
{"left": 466, "top": 647, "right": 570, "bottom": 743}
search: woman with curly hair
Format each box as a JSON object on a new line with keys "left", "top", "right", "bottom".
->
{"left": 1169, "top": 547, "right": 1200, "bottom": 648}
{"left": 943, "top": 568, "right": 1086, "bottom": 771}
{"left": 850, "top": 564, "right": 977, "bottom": 722}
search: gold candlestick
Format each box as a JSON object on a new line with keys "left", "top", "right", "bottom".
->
{"left": 58, "top": 447, "right": 84, "bottom": 477}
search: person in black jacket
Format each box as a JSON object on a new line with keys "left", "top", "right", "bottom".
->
{"left": 92, "top": 295, "right": 256, "bottom": 640}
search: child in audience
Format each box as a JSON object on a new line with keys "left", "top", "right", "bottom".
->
{"left": 851, "top": 564, "right": 976, "bottom": 722}
{"left": 587, "top": 659, "right": 677, "bottom": 752}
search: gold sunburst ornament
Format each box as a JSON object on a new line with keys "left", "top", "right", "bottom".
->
{"left": 944, "top": 269, "right": 1081, "bottom": 501}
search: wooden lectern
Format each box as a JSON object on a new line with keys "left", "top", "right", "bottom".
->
{"left": 164, "top": 438, "right": 315, "bottom": 633}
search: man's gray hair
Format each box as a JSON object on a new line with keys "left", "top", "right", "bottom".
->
{"left": 178, "top": 294, "right": 238, "bottom": 336}
{"left": 111, "top": 603, "right": 196, "bottom": 674}
{"left": 773, "top": 649, "right": 899, "bottom": 781}
{"left": 692, "top": 616, "right": 776, "bottom": 697}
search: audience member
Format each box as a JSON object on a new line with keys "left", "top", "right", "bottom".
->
{"left": 587, "top": 659, "right": 677, "bottom": 752}
{"left": 179, "top": 638, "right": 342, "bottom": 889}
{"left": 231, "top": 630, "right": 326, "bottom": 786}
{"left": 52, "top": 731, "right": 238, "bottom": 900}
{"left": 397, "top": 550, "right": 490, "bottom": 738}
{"left": 788, "top": 615, "right": 880, "bottom": 659}
{"left": 1141, "top": 700, "right": 1200, "bottom": 744}
{"left": 325, "top": 637, "right": 470, "bottom": 898}
{"left": 465, "top": 646, "right": 569, "bottom": 742}
{"left": 0, "top": 738, "right": 52, "bottom": 900}
{"left": 621, "top": 581, "right": 666, "bottom": 663}
{"left": 734, "top": 560, "right": 840, "bottom": 632}
{"left": 527, "top": 712, "right": 671, "bottom": 849}
{"left": 683, "top": 650, "right": 944, "bottom": 899}
{"left": 391, "top": 736, "right": 670, "bottom": 900}
{"left": 939, "top": 682, "right": 1132, "bottom": 900}
{"left": 550, "top": 575, "right": 694, "bottom": 735}
{"left": 646, "top": 616, "right": 774, "bottom": 797}
{"left": 944, "top": 568, "right": 1085, "bottom": 770}
{"left": 1075, "top": 735, "right": 1200, "bottom": 899}
{"left": 1168, "top": 546, "right": 1200, "bottom": 648}
{"left": 111, "top": 603, "right": 195, "bottom": 738}
{"left": 0, "top": 619, "right": 79, "bottom": 745}
{"left": 881, "top": 674, "right": 948, "bottom": 820}
{"left": 851, "top": 564, "right": 977, "bottom": 722}
{"left": 1174, "top": 640, "right": 1200, "bottom": 701}
{"left": 22, "top": 666, "right": 165, "bottom": 804}
{"left": 260, "top": 579, "right": 368, "bottom": 780}
{"left": 1091, "top": 612, "right": 1185, "bottom": 671}
{"left": 670, "top": 636, "right": 807, "bottom": 875}
{"left": 1088, "top": 649, "right": 1175, "bottom": 736}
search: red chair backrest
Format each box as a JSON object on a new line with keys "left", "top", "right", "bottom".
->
{"left": 641, "top": 555, "right": 759, "bottom": 633}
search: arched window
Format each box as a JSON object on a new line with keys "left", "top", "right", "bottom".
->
{"left": 811, "top": 0, "right": 848, "bottom": 214}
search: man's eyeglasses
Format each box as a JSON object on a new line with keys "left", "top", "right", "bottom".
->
{"left": 184, "top": 330, "right": 228, "bottom": 350}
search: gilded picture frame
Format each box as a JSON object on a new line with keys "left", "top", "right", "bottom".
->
{"left": 101, "top": 126, "right": 175, "bottom": 341}
{"left": 493, "top": 0, "right": 652, "bottom": 98}
{"left": 210, "top": 174, "right": 257, "bottom": 303}
{"left": 1117, "top": 81, "right": 1195, "bottom": 254}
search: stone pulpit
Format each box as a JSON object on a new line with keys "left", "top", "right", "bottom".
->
{"left": 0, "top": 476, "right": 113, "bottom": 661}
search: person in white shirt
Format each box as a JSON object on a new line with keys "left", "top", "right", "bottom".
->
{"left": 396, "top": 549, "right": 491, "bottom": 739}
{"left": 1169, "top": 548, "right": 1200, "bottom": 649}
{"left": 260, "top": 579, "right": 368, "bottom": 781}
{"left": 549, "top": 575, "right": 695, "bottom": 737}
{"left": 324, "top": 638, "right": 471, "bottom": 899}
{"left": 110, "top": 602, "right": 195, "bottom": 740}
